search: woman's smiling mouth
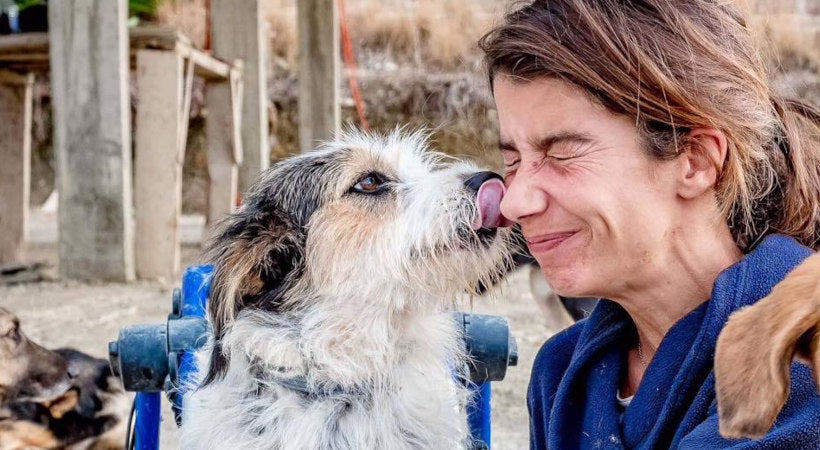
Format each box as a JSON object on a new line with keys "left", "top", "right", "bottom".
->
{"left": 525, "top": 231, "right": 577, "bottom": 254}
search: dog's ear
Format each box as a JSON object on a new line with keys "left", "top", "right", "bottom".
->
{"left": 202, "top": 210, "right": 304, "bottom": 384}
{"left": 0, "top": 309, "right": 21, "bottom": 349}
{"left": 715, "top": 251, "right": 820, "bottom": 439}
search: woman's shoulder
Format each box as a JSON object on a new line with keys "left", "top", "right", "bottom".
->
{"left": 536, "top": 322, "right": 585, "bottom": 366}
{"left": 529, "top": 321, "right": 586, "bottom": 396}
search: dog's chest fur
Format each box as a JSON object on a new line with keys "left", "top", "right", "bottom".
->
{"left": 181, "top": 311, "right": 470, "bottom": 450}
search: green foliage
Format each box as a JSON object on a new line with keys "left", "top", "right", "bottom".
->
{"left": 11, "top": 0, "right": 164, "bottom": 17}
{"left": 129, "top": 0, "right": 164, "bottom": 18}
{"left": 12, "top": 0, "right": 43, "bottom": 12}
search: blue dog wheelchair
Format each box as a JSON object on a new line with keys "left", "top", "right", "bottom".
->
{"left": 108, "top": 265, "right": 519, "bottom": 449}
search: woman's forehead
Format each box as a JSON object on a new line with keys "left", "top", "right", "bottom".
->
{"left": 494, "top": 77, "right": 635, "bottom": 152}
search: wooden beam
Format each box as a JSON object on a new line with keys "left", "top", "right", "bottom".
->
{"left": 206, "top": 81, "right": 240, "bottom": 229}
{"left": 181, "top": 44, "right": 233, "bottom": 80}
{"left": 134, "top": 49, "right": 185, "bottom": 281}
{"left": 0, "top": 27, "right": 237, "bottom": 80}
{"left": 0, "top": 69, "right": 29, "bottom": 84}
{"left": 230, "top": 65, "right": 244, "bottom": 165}
{"left": 49, "top": 0, "right": 134, "bottom": 281}
{"left": 211, "top": 0, "right": 270, "bottom": 193}
{"left": 0, "top": 32, "right": 49, "bottom": 55}
{"left": 129, "top": 25, "right": 190, "bottom": 50}
{"left": 0, "top": 74, "right": 33, "bottom": 265}
{"left": 297, "top": 0, "right": 340, "bottom": 153}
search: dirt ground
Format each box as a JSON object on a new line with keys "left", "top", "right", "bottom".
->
{"left": 0, "top": 210, "right": 564, "bottom": 449}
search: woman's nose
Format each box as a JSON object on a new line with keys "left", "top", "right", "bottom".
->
{"left": 500, "top": 171, "right": 548, "bottom": 223}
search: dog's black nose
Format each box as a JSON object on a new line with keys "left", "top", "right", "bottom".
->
{"left": 464, "top": 171, "right": 502, "bottom": 193}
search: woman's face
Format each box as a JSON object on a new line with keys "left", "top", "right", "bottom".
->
{"left": 494, "top": 77, "right": 681, "bottom": 298}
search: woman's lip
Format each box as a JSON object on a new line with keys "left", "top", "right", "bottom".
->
{"left": 525, "top": 231, "right": 577, "bottom": 245}
{"left": 525, "top": 231, "right": 577, "bottom": 252}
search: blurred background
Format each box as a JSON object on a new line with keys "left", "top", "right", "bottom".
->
{"left": 19, "top": 0, "right": 819, "bottom": 215}
{"left": 0, "top": 0, "right": 818, "bottom": 448}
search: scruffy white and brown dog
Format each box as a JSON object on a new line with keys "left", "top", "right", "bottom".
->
{"left": 181, "top": 129, "right": 514, "bottom": 449}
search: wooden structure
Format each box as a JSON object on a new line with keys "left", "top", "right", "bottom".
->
{"left": 131, "top": 30, "right": 243, "bottom": 281}
{"left": 0, "top": 71, "right": 33, "bottom": 267}
{"left": 0, "top": 0, "right": 341, "bottom": 281}
{"left": 48, "top": 0, "right": 134, "bottom": 281}
{"left": 0, "top": 5, "right": 245, "bottom": 281}
{"left": 211, "top": 0, "right": 269, "bottom": 193}
{"left": 297, "top": 0, "right": 340, "bottom": 153}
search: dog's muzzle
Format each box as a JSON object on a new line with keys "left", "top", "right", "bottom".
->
{"left": 465, "top": 172, "right": 510, "bottom": 230}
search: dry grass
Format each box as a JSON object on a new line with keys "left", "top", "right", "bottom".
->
{"left": 748, "top": 12, "right": 820, "bottom": 105}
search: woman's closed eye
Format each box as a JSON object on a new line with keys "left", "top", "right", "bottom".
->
{"left": 501, "top": 149, "right": 520, "bottom": 171}
{"left": 548, "top": 140, "right": 594, "bottom": 161}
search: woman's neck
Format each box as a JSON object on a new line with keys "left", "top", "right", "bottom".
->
{"left": 613, "top": 222, "right": 743, "bottom": 357}
{"left": 615, "top": 222, "right": 742, "bottom": 398}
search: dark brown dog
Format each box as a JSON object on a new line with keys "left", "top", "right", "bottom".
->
{"left": 715, "top": 251, "right": 820, "bottom": 439}
{"left": 0, "top": 308, "right": 127, "bottom": 450}
{"left": 0, "top": 307, "right": 70, "bottom": 406}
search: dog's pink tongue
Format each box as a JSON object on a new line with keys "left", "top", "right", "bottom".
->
{"left": 472, "top": 178, "right": 506, "bottom": 230}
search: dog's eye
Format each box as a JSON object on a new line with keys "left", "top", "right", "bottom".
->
{"left": 350, "top": 173, "right": 388, "bottom": 195}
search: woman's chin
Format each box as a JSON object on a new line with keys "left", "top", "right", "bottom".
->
{"left": 539, "top": 266, "right": 591, "bottom": 298}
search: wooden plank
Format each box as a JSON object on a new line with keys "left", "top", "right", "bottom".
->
{"left": 179, "top": 57, "right": 195, "bottom": 163}
{"left": 0, "top": 74, "right": 33, "bottom": 265}
{"left": 181, "top": 44, "right": 233, "bottom": 80}
{"left": 0, "top": 32, "right": 49, "bottom": 54}
{"left": 297, "top": 0, "right": 340, "bottom": 153}
{"left": 134, "top": 49, "right": 184, "bottom": 281}
{"left": 49, "top": 0, "right": 134, "bottom": 281}
{"left": 129, "top": 25, "right": 190, "bottom": 50}
{"left": 0, "top": 27, "right": 184, "bottom": 55}
{"left": 0, "top": 27, "right": 237, "bottom": 80}
{"left": 0, "top": 69, "right": 29, "bottom": 84}
{"left": 206, "top": 81, "right": 239, "bottom": 228}
{"left": 211, "top": 0, "right": 270, "bottom": 192}
{"left": 229, "top": 65, "right": 244, "bottom": 165}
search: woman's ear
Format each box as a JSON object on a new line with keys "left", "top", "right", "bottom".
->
{"left": 676, "top": 128, "right": 728, "bottom": 199}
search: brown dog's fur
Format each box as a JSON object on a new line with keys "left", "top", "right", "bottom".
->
{"left": 0, "top": 308, "right": 70, "bottom": 407}
{"left": 715, "top": 251, "right": 820, "bottom": 439}
{"left": 0, "top": 308, "right": 127, "bottom": 450}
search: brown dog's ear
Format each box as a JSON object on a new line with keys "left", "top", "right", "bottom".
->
{"left": 201, "top": 211, "right": 304, "bottom": 385}
{"left": 715, "top": 252, "right": 820, "bottom": 439}
{"left": 0, "top": 307, "right": 19, "bottom": 338}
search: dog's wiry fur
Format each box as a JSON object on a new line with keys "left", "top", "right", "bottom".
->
{"left": 715, "top": 250, "right": 820, "bottom": 439}
{"left": 181, "top": 129, "right": 514, "bottom": 449}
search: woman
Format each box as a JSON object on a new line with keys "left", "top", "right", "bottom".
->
{"left": 479, "top": 0, "right": 820, "bottom": 448}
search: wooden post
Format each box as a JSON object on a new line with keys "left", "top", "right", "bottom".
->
{"left": 134, "top": 49, "right": 185, "bottom": 281}
{"left": 297, "top": 0, "right": 340, "bottom": 153}
{"left": 210, "top": 0, "right": 269, "bottom": 193}
{"left": 0, "top": 71, "right": 33, "bottom": 265}
{"left": 49, "top": 0, "right": 134, "bottom": 281}
{"left": 205, "top": 79, "right": 240, "bottom": 228}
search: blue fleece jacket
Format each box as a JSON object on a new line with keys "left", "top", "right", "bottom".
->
{"left": 528, "top": 235, "right": 820, "bottom": 449}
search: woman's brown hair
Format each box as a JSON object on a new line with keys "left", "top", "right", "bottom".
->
{"left": 479, "top": 0, "right": 820, "bottom": 250}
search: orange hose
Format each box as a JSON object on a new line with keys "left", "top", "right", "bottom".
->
{"left": 337, "top": 0, "right": 369, "bottom": 131}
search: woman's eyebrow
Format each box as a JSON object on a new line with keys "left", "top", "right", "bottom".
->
{"left": 498, "top": 131, "right": 595, "bottom": 154}
{"left": 531, "top": 131, "right": 595, "bottom": 153}
{"left": 498, "top": 140, "right": 518, "bottom": 152}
